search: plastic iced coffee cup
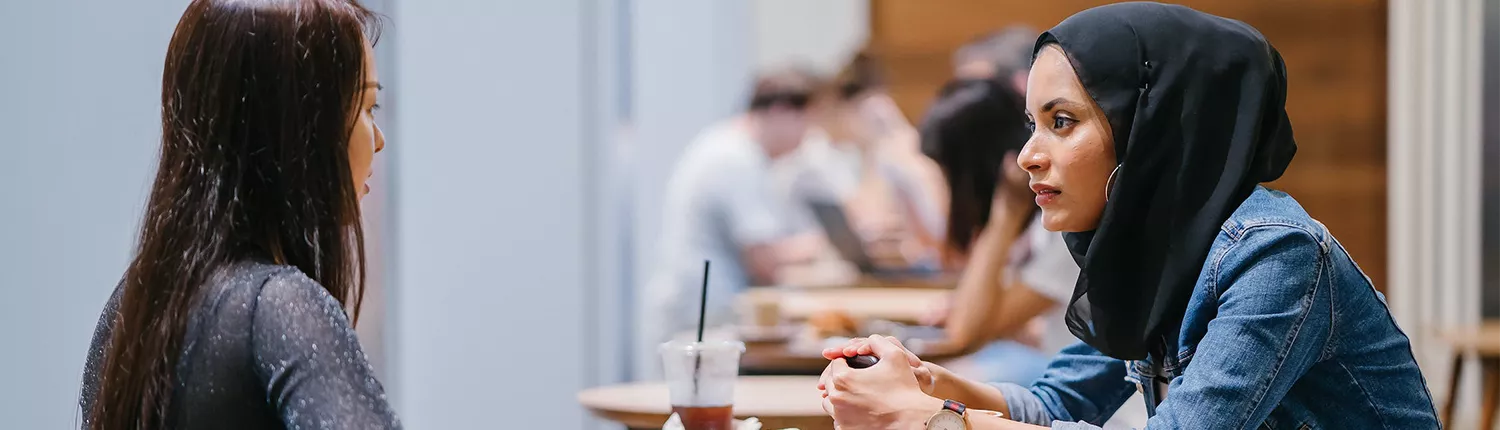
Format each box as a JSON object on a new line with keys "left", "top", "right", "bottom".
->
{"left": 659, "top": 340, "right": 745, "bottom": 430}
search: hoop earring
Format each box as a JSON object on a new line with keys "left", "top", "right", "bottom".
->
{"left": 1105, "top": 165, "right": 1121, "bottom": 202}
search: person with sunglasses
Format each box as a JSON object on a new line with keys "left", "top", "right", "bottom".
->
{"left": 636, "top": 68, "right": 826, "bottom": 379}
{"left": 775, "top": 52, "right": 950, "bottom": 273}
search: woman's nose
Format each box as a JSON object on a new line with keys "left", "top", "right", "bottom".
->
{"left": 373, "top": 123, "right": 386, "bottom": 153}
{"left": 1018, "top": 140, "right": 1048, "bottom": 173}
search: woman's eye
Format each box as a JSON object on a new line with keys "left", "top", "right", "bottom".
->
{"left": 1025, "top": 119, "right": 1036, "bottom": 132}
{"left": 1052, "top": 116, "right": 1076, "bottom": 129}
{"left": 370, "top": 103, "right": 381, "bottom": 113}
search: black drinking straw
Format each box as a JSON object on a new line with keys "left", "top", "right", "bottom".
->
{"left": 696, "top": 260, "right": 710, "bottom": 343}
{"left": 692, "top": 260, "right": 710, "bottom": 402}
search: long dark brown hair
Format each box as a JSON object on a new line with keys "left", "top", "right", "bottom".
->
{"left": 919, "top": 78, "right": 1036, "bottom": 255}
{"left": 91, "top": 0, "right": 379, "bottom": 428}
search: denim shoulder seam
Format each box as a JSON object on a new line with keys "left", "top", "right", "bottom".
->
{"left": 1322, "top": 254, "right": 1338, "bottom": 361}
{"left": 1226, "top": 229, "right": 1325, "bottom": 429}
{"left": 1212, "top": 222, "right": 1326, "bottom": 298}
{"left": 1236, "top": 221, "right": 1330, "bottom": 252}
{"left": 1208, "top": 231, "right": 1238, "bottom": 300}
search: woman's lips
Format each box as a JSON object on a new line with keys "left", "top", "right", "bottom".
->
{"left": 1032, "top": 184, "right": 1061, "bottom": 206}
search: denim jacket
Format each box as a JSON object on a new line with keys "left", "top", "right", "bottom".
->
{"left": 995, "top": 187, "right": 1439, "bottom": 429}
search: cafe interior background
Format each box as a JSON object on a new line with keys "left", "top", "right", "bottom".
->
{"left": 2, "top": 0, "right": 1498, "bottom": 428}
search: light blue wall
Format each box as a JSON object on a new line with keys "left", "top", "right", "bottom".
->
{"left": 385, "top": 0, "right": 607, "bottom": 428}
{"left": 0, "top": 1, "right": 190, "bottom": 427}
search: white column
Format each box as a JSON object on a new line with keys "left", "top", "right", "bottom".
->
{"left": 751, "top": 0, "right": 870, "bottom": 75}
{"left": 1387, "top": 0, "right": 1485, "bottom": 424}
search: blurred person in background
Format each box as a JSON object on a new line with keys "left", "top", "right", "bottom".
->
{"left": 776, "top": 52, "right": 949, "bottom": 271}
{"left": 916, "top": 25, "right": 1069, "bottom": 384}
{"left": 953, "top": 26, "right": 1038, "bottom": 93}
{"left": 79, "top": 0, "right": 400, "bottom": 429}
{"left": 818, "top": 4, "right": 1437, "bottom": 429}
{"left": 916, "top": 78, "right": 1077, "bottom": 387}
{"left": 636, "top": 68, "right": 825, "bottom": 378}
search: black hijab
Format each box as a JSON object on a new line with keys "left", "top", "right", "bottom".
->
{"left": 1038, "top": 2, "right": 1298, "bottom": 360}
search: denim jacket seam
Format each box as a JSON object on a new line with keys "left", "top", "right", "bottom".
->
{"left": 1223, "top": 228, "right": 1325, "bottom": 429}
{"left": 1233, "top": 221, "right": 1330, "bottom": 251}
{"left": 1221, "top": 220, "right": 1246, "bottom": 241}
{"left": 1335, "top": 235, "right": 1445, "bottom": 424}
{"left": 1209, "top": 231, "right": 1238, "bottom": 300}
{"left": 1321, "top": 258, "right": 1339, "bottom": 361}
{"left": 1211, "top": 221, "right": 1325, "bottom": 298}
{"left": 1176, "top": 345, "right": 1195, "bottom": 370}
{"left": 1334, "top": 359, "right": 1394, "bottom": 430}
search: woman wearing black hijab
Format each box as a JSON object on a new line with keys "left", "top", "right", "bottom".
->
{"left": 816, "top": 3, "right": 1439, "bottom": 429}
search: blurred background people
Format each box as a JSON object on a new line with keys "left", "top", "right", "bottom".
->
{"left": 952, "top": 26, "right": 1039, "bottom": 91}
{"left": 636, "top": 68, "right": 824, "bottom": 379}
{"left": 907, "top": 24, "right": 1071, "bottom": 386}
{"left": 774, "top": 52, "right": 948, "bottom": 275}
{"left": 916, "top": 77, "right": 1072, "bottom": 385}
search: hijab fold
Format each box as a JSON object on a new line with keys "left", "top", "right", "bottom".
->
{"left": 1037, "top": 2, "right": 1298, "bottom": 360}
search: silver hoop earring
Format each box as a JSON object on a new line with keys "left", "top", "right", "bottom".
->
{"left": 1104, "top": 165, "right": 1121, "bottom": 202}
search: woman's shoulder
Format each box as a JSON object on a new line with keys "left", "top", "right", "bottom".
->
{"left": 1200, "top": 188, "right": 1344, "bottom": 299}
{"left": 208, "top": 261, "right": 337, "bottom": 312}
{"left": 216, "top": 262, "right": 353, "bottom": 342}
{"left": 1215, "top": 186, "right": 1333, "bottom": 250}
{"left": 1201, "top": 187, "right": 1340, "bottom": 291}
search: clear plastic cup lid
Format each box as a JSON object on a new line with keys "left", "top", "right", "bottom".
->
{"left": 658, "top": 339, "right": 746, "bottom": 354}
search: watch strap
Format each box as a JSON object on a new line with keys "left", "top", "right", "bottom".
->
{"left": 943, "top": 399, "right": 967, "bottom": 416}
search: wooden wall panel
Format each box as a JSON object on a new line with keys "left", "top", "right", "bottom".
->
{"left": 870, "top": 0, "right": 1389, "bottom": 289}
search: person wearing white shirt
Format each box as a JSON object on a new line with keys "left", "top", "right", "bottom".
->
{"left": 775, "top": 52, "right": 949, "bottom": 268}
{"left": 636, "top": 69, "right": 823, "bottom": 379}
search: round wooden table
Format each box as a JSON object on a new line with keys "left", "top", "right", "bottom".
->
{"left": 578, "top": 376, "right": 833, "bottom": 430}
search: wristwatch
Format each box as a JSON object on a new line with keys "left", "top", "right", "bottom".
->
{"left": 926, "top": 399, "right": 968, "bottom": 430}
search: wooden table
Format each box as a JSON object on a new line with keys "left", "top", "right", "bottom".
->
{"left": 741, "top": 338, "right": 967, "bottom": 375}
{"left": 795, "top": 274, "right": 960, "bottom": 290}
{"left": 740, "top": 287, "right": 950, "bottom": 324}
{"left": 773, "top": 260, "right": 959, "bottom": 290}
{"left": 578, "top": 376, "right": 833, "bottom": 430}
{"left": 1438, "top": 320, "right": 1500, "bottom": 430}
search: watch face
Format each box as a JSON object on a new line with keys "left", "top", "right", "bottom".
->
{"left": 927, "top": 410, "right": 966, "bottom": 430}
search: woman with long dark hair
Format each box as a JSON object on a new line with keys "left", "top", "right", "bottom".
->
{"left": 817, "top": 3, "right": 1437, "bottom": 429}
{"left": 78, "top": 0, "right": 397, "bottom": 428}
{"left": 916, "top": 78, "right": 1089, "bottom": 388}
